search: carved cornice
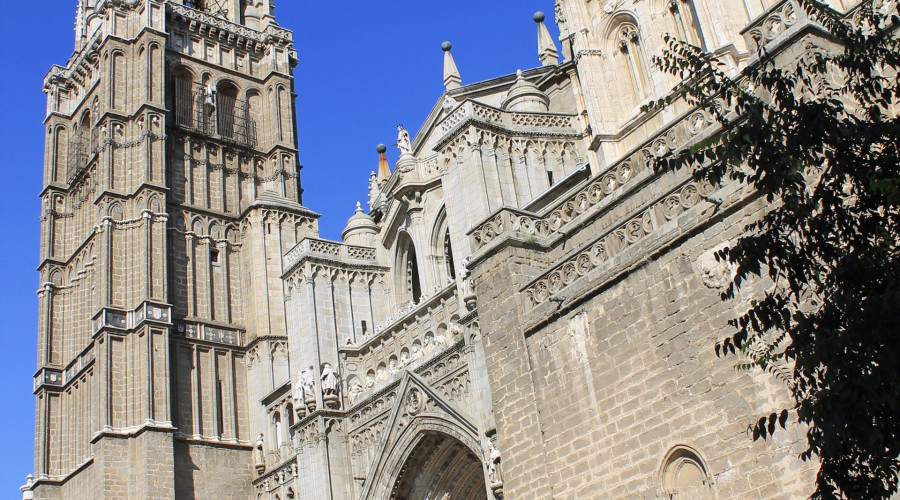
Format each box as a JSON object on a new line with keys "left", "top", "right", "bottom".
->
{"left": 168, "top": 3, "right": 293, "bottom": 49}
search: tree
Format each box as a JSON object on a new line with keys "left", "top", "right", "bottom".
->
{"left": 644, "top": 1, "right": 900, "bottom": 498}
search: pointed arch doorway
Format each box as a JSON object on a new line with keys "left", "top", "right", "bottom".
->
{"left": 391, "top": 432, "right": 488, "bottom": 500}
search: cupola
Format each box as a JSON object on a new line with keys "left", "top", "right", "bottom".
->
{"left": 342, "top": 202, "right": 378, "bottom": 247}
{"left": 501, "top": 70, "right": 550, "bottom": 113}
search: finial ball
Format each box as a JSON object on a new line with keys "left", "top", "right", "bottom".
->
{"left": 376, "top": 144, "right": 387, "bottom": 154}
{"left": 441, "top": 41, "right": 452, "bottom": 52}
{"left": 533, "top": 11, "right": 546, "bottom": 23}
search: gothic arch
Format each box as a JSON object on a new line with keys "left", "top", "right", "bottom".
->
{"left": 659, "top": 445, "right": 716, "bottom": 499}
{"left": 395, "top": 232, "right": 422, "bottom": 305}
{"left": 429, "top": 206, "right": 455, "bottom": 283}
{"left": 604, "top": 14, "right": 654, "bottom": 106}
{"left": 362, "top": 415, "right": 487, "bottom": 500}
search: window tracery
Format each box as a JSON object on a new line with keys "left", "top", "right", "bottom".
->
{"left": 668, "top": 0, "right": 705, "bottom": 49}
{"left": 616, "top": 23, "right": 652, "bottom": 103}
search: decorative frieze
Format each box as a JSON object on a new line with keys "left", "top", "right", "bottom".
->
{"left": 174, "top": 321, "right": 242, "bottom": 346}
{"left": 522, "top": 177, "right": 719, "bottom": 308}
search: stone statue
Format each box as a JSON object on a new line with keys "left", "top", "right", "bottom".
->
{"left": 368, "top": 171, "right": 379, "bottom": 209}
{"left": 202, "top": 84, "right": 216, "bottom": 106}
{"left": 442, "top": 95, "right": 458, "bottom": 112}
{"left": 254, "top": 434, "right": 266, "bottom": 473}
{"left": 424, "top": 333, "right": 436, "bottom": 354}
{"left": 448, "top": 322, "right": 463, "bottom": 344}
{"left": 396, "top": 124, "right": 412, "bottom": 155}
{"left": 348, "top": 378, "right": 364, "bottom": 405}
{"left": 293, "top": 369, "right": 306, "bottom": 404}
{"left": 321, "top": 363, "right": 340, "bottom": 409}
{"left": 293, "top": 369, "right": 308, "bottom": 417}
{"left": 300, "top": 366, "right": 316, "bottom": 400}
{"left": 487, "top": 440, "right": 503, "bottom": 486}
{"left": 321, "top": 363, "right": 338, "bottom": 395}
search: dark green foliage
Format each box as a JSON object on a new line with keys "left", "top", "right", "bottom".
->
{"left": 644, "top": 1, "right": 900, "bottom": 498}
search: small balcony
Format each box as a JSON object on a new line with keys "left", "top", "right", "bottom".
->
{"left": 173, "top": 77, "right": 257, "bottom": 148}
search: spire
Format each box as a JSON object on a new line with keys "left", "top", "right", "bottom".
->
{"left": 376, "top": 144, "right": 391, "bottom": 181}
{"left": 442, "top": 41, "right": 462, "bottom": 90}
{"left": 534, "top": 12, "right": 559, "bottom": 67}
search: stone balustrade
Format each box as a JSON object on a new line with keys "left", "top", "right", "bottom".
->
{"left": 742, "top": 0, "right": 815, "bottom": 53}
{"left": 283, "top": 238, "right": 376, "bottom": 270}
{"left": 438, "top": 100, "right": 576, "bottom": 137}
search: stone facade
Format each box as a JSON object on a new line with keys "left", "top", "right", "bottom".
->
{"left": 29, "top": 0, "right": 871, "bottom": 499}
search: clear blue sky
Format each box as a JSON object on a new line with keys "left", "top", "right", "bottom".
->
{"left": 0, "top": 1, "right": 557, "bottom": 493}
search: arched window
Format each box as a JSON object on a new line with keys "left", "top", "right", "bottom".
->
{"left": 660, "top": 446, "right": 714, "bottom": 499}
{"left": 616, "top": 23, "right": 652, "bottom": 104}
{"left": 668, "top": 0, "right": 705, "bottom": 49}
{"left": 286, "top": 404, "right": 296, "bottom": 439}
{"left": 272, "top": 412, "right": 283, "bottom": 448}
{"left": 172, "top": 67, "right": 195, "bottom": 128}
{"left": 397, "top": 233, "right": 422, "bottom": 304}
{"left": 444, "top": 229, "right": 456, "bottom": 280}
{"left": 216, "top": 81, "right": 239, "bottom": 140}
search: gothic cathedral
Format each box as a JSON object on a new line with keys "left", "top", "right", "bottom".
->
{"left": 27, "top": 0, "right": 836, "bottom": 498}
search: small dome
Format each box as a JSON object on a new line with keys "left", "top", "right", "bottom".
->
{"left": 501, "top": 70, "right": 550, "bottom": 112}
{"left": 342, "top": 202, "right": 378, "bottom": 246}
{"left": 534, "top": 11, "right": 546, "bottom": 23}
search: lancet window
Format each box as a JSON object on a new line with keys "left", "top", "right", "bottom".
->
{"left": 617, "top": 23, "right": 652, "bottom": 104}
{"left": 397, "top": 234, "right": 422, "bottom": 304}
{"left": 668, "top": 0, "right": 705, "bottom": 49}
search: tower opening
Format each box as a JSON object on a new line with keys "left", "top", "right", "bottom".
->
{"left": 391, "top": 434, "right": 488, "bottom": 500}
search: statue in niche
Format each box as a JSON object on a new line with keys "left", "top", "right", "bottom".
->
{"left": 396, "top": 124, "right": 412, "bottom": 156}
{"left": 486, "top": 439, "right": 503, "bottom": 491}
{"left": 301, "top": 367, "right": 317, "bottom": 412}
{"left": 254, "top": 434, "right": 266, "bottom": 474}
{"left": 293, "top": 369, "right": 308, "bottom": 417}
{"left": 348, "top": 378, "right": 364, "bottom": 406}
{"left": 400, "top": 350, "right": 410, "bottom": 365}
{"left": 321, "top": 363, "right": 338, "bottom": 395}
{"left": 448, "top": 323, "right": 463, "bottom": 344}
{"left": 321, "top": 363, "right": 340, "bottom": 409}
{"left": 411, "top": 342, "right": 423, "bottom": 360}
{"left": 365, "top": 372, "right": 376, "bottom": 389}
{"left": 424, "top": 333, "right": 436, "bottom": 354}
{"left": 389, "top": 358, "right": 399, "bottom": 375}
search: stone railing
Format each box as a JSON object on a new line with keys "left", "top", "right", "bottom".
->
{"left": 469, "top": 99, "right": 725, "bottom": 253}
{"left": 522, "top": 176, "right": 719, "bottom": 308}
{"left": 283, "top": 238, "right": 376, "bottom": 269}
{"left": 438, "top": 101, "right": 576, "bottom": 136}
{"left": 742, "top": 0, "right": 815, "bottom": 52}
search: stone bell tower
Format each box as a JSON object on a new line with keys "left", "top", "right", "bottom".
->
{"left": 31, "top": 1, "right": 315, "bottom": 498}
